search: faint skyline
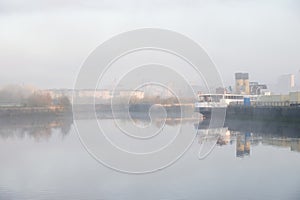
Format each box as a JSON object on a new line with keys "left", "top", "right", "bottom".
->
{"left": 0, "top": 0, "right": 300, "bottom": 88}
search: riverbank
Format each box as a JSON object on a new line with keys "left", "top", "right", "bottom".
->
{"left": 0, "top": 103, "right": 195, "bottom": 118}
{"left": 0, "top": 106, "right": 72, "bottom": 117}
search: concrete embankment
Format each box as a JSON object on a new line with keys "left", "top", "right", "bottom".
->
{"left": 224, "top": 119, "right": 300, "bottom": 137}
{"left": 226, "top": 105, "right": 300, "bottom": 123}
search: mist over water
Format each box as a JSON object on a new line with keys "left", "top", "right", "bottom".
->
{"left": 1, "top": 0, "right": 300, "bottom": 199}
{"left": 0, "top": 114, "right": 300, "bottom": 200}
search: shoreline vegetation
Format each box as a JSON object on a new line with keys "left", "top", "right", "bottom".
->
{"left": 0, "top": 85, "right": 72, "bottom": 116}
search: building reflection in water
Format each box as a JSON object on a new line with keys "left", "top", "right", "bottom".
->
{"left": 2, "top": 111, "right": 300, "bottom": 156}
{"left": 236, "top": 132, "right": 251, "bottom": 158}
{"left": 262, "top": 138, "right": 300, "bottom": 153}
{"left": 196, "top": 119, "right": 300, "bottom": 158}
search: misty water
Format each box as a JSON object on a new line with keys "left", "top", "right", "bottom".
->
{"left": 0, "top": 115, "right": 300, "bottom": 200}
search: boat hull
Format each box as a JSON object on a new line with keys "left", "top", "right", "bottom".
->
{"left": 195, "top": 107, "right": 226, "bottom": 118}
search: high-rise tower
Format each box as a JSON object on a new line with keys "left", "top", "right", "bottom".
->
{"left": 235, "top": 73, "right": 250, "bottom": 95}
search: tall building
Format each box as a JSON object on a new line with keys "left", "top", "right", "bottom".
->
{"left": 277, "top": 74, "right": 295, "bottom": 94}
{"left": 235, "top": 73, "right": 250, "bottom": 95}
{"left": 296, "top": 70, "right": 300, "bottom": 89}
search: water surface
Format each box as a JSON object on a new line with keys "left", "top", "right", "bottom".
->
{"left": 0, "top": 116, "right": 300, "bottom": 200}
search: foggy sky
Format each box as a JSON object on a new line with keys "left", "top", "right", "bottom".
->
{"left": 0, "top": 0, "right": 300, "bottom": 88}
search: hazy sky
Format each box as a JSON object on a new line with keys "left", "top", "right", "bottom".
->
{"left": 0, "top": 0, "right": 300, "bottom": 88}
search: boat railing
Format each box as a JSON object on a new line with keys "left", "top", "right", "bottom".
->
{"left": 229, "top": 101, "right": 299, "bottom": 107}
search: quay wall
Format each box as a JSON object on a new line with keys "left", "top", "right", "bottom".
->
{"left": 226, "top": 105, "right": 300, "bottom": 122}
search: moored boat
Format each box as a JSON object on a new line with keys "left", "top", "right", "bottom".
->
{"left": 195, "top": 94, "right": 245, "bottom": 117}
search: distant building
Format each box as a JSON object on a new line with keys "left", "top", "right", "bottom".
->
{"left": 297, "top": 70, "right": 300, "bottom": 89}
{"left": 44, "top": 89, "right": 73, "bottom": 100}
{"left": 249, "top": 82, "right": 267, "bottom": 95}
{"left": 276, "top": 74, "right": 295, "bottom": 94}
{"left": 117, "top": 90, "right": 144, "bottom": 99}
{"left": 216, "top": 87, "right": 228, "bottom": 94}
{"left": 235, "top": 73, "right": 250, "bottom": 95}
{"left": 258, "top": 91, "right": 300, "bottom": 105}
{"left": 42, "top": 89, "right": 144, "bottom": 105}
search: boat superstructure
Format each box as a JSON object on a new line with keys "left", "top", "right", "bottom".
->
{"left": 195, "top": 94, "right": 245, "bottom": 116}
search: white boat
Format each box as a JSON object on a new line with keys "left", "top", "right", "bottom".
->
{"left": 194, "top": 94, "right": 245, "bottom": 116}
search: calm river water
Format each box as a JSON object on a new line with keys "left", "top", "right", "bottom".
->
{"left": 0, "top": 115, "right": 300, "bottom": 200}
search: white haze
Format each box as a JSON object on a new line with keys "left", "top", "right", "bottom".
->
{"left": 0, "top": 0, "right": 299, "bottom": 88}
